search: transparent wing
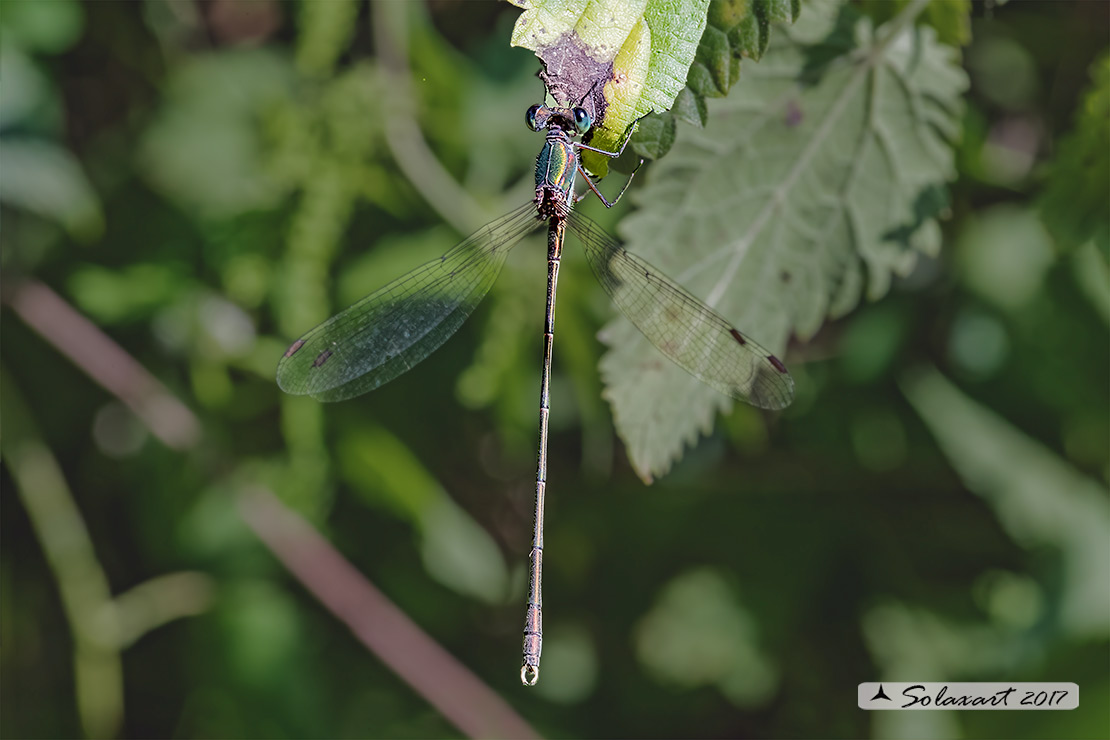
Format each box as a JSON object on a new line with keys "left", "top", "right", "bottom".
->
{"left": 569, "top": 210, "right": 794, "bottom": 410}
{"left": 278, "top": 203, "right": 541, "bottom": 402}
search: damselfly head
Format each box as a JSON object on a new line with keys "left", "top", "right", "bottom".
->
{"left": 525, "top": 104, "right": 592, "bottom": 136}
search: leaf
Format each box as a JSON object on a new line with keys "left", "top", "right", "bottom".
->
{"left": 67, "top": 263, "right": 190, "bottom": 323}
{"left": 626, "top": 111, "right": 676, "bottom": 159}
{"left": 631, "top": 0, "right": 802, "bottom": 160}
{"left": 509, "top": 0, "right": 710, "bottom": 174}
{"left": 137, "top": 49, "right": 296, "bottom": 219}
{"left": 955, "top": 205, "right": 1054, "bottom": 312}
{"left": 859, "top": 0, "right": 972, "bottom": 48}
{"left": 599, "top": 0, "right": 968, "bottom": 480}
{"left": 670, "top": 86, "right": 707, "bottom": 127}
{"left": 902, "top": 367, "right": 1110, "bottom": 638}
{"left": 338, "top": 425, "right": 510, "bottom": 604}
{"left": 920, "top": 0, "right": 971, "bottom": 47}
{"left": 690, "top": 0, "right": 801, "bottom": 90}
{"left": 295, "top": 0, "right": 359, "bottom": 76}
{"left": 634, "top": 568, "right": 779, "bottom": 705}
{"left": 1040, "top": 52, "right": 1110, "bottom": 259}
{"left": 0, "top": 138, "right": 103, "bottom": 241}
{"left": 0, "top": 0, "right": 84, "bottom": 54}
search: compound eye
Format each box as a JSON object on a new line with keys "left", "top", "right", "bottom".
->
{"left": 572, "top": 107, "right": 592, "bottom": 134}
{"left": 525, "top": 104, "right": 542, "bottom": 131}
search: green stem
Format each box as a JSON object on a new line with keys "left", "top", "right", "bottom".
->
{"left": 1, "top": 371, "right": 123, "bottom": 738}
{"left": 1, "top": 369, "right": 214, "bottom": 737}
{"left": 372, "top": 1, "right": 492, "bottom": 234}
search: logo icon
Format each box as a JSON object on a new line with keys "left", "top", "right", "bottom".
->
{"left": 870, "top": 684, "right": 892, "bottom": 702}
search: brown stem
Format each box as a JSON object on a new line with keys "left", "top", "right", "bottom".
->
{"left": 238, "top": 487, "right": 542, "bottom": 740}
{"left": 2, "top": 279, "right": 200, "bottom": 450}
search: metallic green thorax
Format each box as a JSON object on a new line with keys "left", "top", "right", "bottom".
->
{"left": 534, "top": 132, "right": 578, "bottom": 219}
{"left": 535, "top": 136, "right": 576, "bottom": 194}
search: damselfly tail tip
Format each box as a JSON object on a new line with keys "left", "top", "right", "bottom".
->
{"left": 521, "top": 664, "right": 539, "bottom": 686}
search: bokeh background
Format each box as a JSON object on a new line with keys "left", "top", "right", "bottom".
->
{"left": 1, "top": 1, "right": 1107, "bottom": 738}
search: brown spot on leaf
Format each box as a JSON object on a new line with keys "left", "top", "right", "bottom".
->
{"left": 535, "top": 32, "right": 614, "bottom": 127}
{"left": 785, "top": 100, "right": 803, "bottom": 128}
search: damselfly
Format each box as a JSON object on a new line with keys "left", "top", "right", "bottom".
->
{"left": 277, "top": 102, "right": 795, "bottom": 685}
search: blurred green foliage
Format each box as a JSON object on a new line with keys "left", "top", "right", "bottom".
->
{"left": 1041, "top": 52, "right": 1110, "bottom": 258}
{"left": 1, "top": 1, "right": 1107, "bottom": 739}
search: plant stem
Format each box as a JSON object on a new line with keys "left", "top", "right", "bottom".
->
{"left": 1, "top": 372, "right": 123, "bottom": 738}
{"left": 238, "top": 487, "right": 541, "bottom": 740}
{"left": 3, "top": 280, "right": 199, "bottom": 450}
{"left": 373, "top": 1, "right": 491, "bottom": 235}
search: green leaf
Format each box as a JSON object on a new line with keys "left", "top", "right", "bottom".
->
{"left": 67, "top": 263, "right": 189, "bottom": 324}
{"left": 338, "top": 425, "right": 509, "bottom": 604}
{"left": 632, "top": 0, "right": 802, "bottom": 160}
{"left": 510, "top": 0, "right": 710, "bottom": 174}
{"left": 626, "top": 111, "right": 676, "bottom": 160}
{"left": 600, "top": 0, "right": 968, "bottom": 480}
{"left": 670, "top": 86, "right": 707, "bottom": 127}
{"left": 0, "top": 138, "right": 103, "bottom": 241}
{"left": 0, "top": 0, "right": 84, "bottom": 54}
{"left": 634, "top": 568, "right": 779, "bottom": 705}
{"left": 921, "top": 0, "right": 971, "bottom": 47}
{"left": 137, "top": 49, "right": 296, "bottom": 219}
{"left": 859, "top": 0, "right": 971, "bottom": 47}
{"left": 295, "top": 0, "right": 359, "bottom": 77}
{"left": 701, "top": 0, "right": 801, "bottom": 76}
{"left": 956, "top": 205, "right": 1055, "bottom": 312}
{"left": 1040, "top": 52, "right": 1110, "bottom": 259}
{"left": 902, "top": 367, "right": 1110, "bottom": 637}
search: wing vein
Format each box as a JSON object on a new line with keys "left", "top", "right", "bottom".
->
{"left": 277, "top": 203, "right": 541, "bottom": 401}
{"left": 569, "top": 210, "right": 794, "bottom": 410}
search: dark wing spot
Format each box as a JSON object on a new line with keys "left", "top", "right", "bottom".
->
{"left": 283, "top": 339, "right": 306, "bottom": 358}
{"left": 729, "top": 328, "right": 747, "bottom": 346}
{"left": 780, "top": 271, "right": 792, "bottom": 283}
{"left": 313, "top": 349, "right": 334, "bottom": 368}
{"left": 767, "top": 355, "right": 788, "bottom": 374}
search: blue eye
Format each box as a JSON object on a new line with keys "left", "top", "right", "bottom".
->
{"left": 525, "top": 105, "right": 541, "bottom": 132}
{"left": 573, "top": 107, "right": 592, "bottom": 134}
